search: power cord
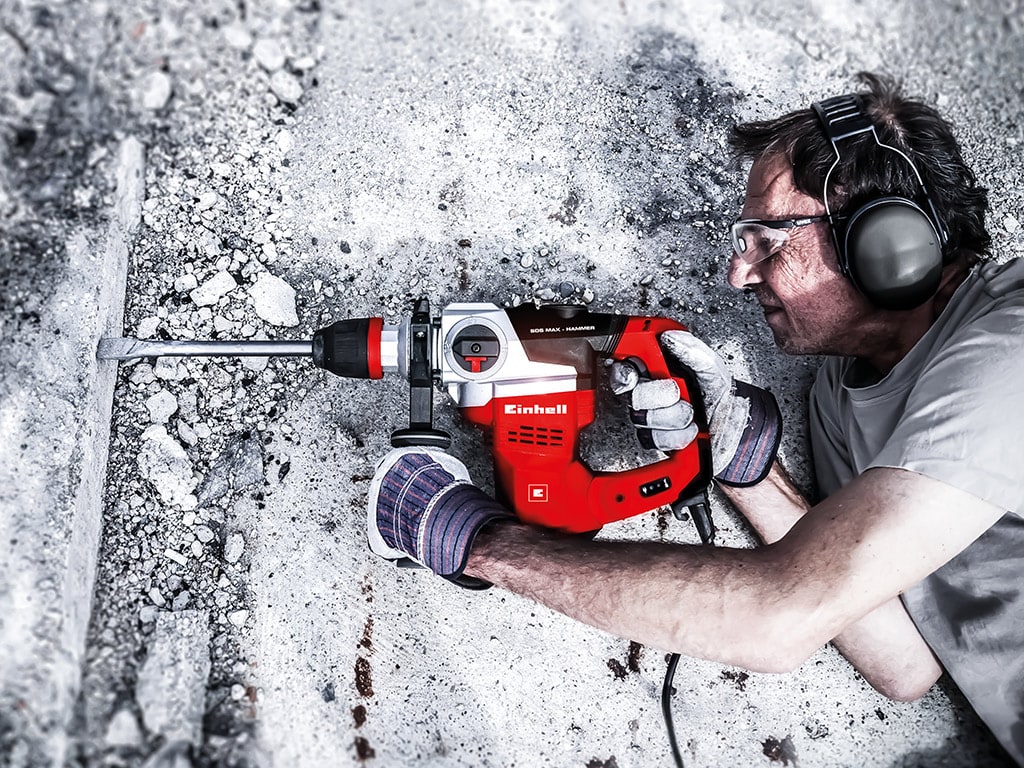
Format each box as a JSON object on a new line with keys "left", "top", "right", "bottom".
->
{"left": 662, "top": 652, "right": 685, "bottom": 768}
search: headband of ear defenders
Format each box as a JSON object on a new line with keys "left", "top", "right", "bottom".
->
{"left": 811, "top": 94, "right": 948, "bottom": 246}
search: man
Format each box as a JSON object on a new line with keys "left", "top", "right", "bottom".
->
{"left": 366, "top": 73, "right": 1023, "bottom": 763}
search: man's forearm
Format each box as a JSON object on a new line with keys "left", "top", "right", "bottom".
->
{"left": 721, "top": 462, "right": 941, "bottom": 699}
{"left": 466, "top": 523, "right": 813, "bottom": 673}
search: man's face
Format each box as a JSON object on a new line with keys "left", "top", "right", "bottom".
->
{"left": 728, "top": 153, "right": 876, "bottom": 356}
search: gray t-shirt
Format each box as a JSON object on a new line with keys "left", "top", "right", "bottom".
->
{"left": 809, "top": 258, "right": 1024, "bottom": 765}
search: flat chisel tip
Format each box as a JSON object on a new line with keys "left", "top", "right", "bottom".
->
{"left": 97, "top": 337, "right": 144, "bottom": 360}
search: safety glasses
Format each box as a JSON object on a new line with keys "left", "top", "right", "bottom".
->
{"left": 730, "top": 215, "right": 832, "bottom": 264}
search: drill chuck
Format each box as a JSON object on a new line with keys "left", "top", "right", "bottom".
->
{"left": 312, "top": 317, "right": 385, "bottom": 378}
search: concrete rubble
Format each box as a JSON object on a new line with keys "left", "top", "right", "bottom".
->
{"left": 1, "top": 1, "right": 1022, "bottom": 767}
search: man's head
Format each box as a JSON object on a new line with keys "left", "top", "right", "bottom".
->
{"left": 725, "top": 73, "right": 990, "bottom": 358}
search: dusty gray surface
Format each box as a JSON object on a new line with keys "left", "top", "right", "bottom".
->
{"left": 1, "top": 0, "right": 1022, "bottom": 767}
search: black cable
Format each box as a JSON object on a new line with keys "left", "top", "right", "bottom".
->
{"left": 661, "top": 652, "right": 685, "bottom": 768}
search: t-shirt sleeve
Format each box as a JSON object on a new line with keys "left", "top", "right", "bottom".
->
{"left": 869, "top": 300, "right": 1024, "bottom": 513}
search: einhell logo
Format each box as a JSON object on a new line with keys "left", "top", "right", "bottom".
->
{"left": 528, "top": 484, "right": 549, "bottom": 502}
{"left": 504, "top": 403, "right": 568, "bottom": 415}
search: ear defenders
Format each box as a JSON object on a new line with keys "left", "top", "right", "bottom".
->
{"left": 812, "top": 95, "right": 948, "bottom": 310}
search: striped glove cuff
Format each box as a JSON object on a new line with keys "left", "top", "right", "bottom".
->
{"left": 372, "top": 451, "right": 513, "bottom": 585}
{"left": 715, "top": 381, "right": 782, "bottom": 487}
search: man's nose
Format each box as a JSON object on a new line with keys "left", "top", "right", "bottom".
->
{"left": 727, "top": 251, "right": 763, "bottom": 289}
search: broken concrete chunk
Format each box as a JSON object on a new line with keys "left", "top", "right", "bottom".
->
{"left": 190, "top": 270, "right": 237, "bottom": 307}
{"left": 135, "top": 611, "right": 211, "bottom": 746}
{"left": 138, "top": 426, "right": 197, "bottom": 507}
{"left": 249, "top": 272, "right": 298, "bottom": 326}
{"left": 227, "top": 609, "right": 249, "bottom": 627}
{"left": 146, "top": 390, "right": 178, "bottom": 423}
{"left": 196, "top": 433, "right": 264, "bottom": 506}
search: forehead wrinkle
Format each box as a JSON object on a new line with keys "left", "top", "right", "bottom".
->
{"left": 744, "top": 154, "right": 821, "bottom": 218}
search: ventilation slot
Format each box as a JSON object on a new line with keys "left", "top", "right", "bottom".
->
{"left": 506, "top": 425, "right": 565, "bottom": 447}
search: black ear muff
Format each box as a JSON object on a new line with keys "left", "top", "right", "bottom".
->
{"left": 812, "top": 94, "right": 948, "bottom": 311}
{"left": 843, "top": 197, "right": 943, "bottom": 310}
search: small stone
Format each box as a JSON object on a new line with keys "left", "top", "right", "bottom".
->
{"left": 639, "top": 274, "right": 654, "bottom": 286}
{"left": 190, "top": 270, "right": 237, "bottom": 307}
{"left": 253, "top": 38, "right": 286, "bottom": 71}
{"left": 582, "top": 288, "right": 595, "bottom": 304}
{"left": 172, "top": 590, "right": 191, "bottom": 611}
{"left": 146, "top": 390, "right": 178, "bottom": 423}
{"left": 535, "top": 287, "right": 557, "bottom": 301}
{"left": 105, "top": 709, "right": 142, "bottom": 747}
{"left": 519, "top": 254, "right": 534, "bottom": 268}
{"left": 148, "top": 587, "right": 166, "bottom": 607}
{"left": 140, "top": 605, "right": 158, "bottom": 623}
{"left": 137, "top": 316, "right": 160, "bottom": 337}
{"left": 276, "top": 130, "right": 294, "bottom": 154}
{"left": 164, "top": 548, "right": 187, "bottom": 567}
{"left": 223, "top": 23, "right": 252, "bottom": 50}
{"left": 154, "top": 358, "right": 185, "bottom": 382}
{"left": 224, "top": 533, "right": 245, "bottom": 564}
{"left": 196, "top": 192, "right": 218, "bottom": 211}
{"left": 558, "top": 282, "right": 575, "bottom": 298}
{"left": 195, "top": 526, "right": 215, "bottom": 544}
{"left": 140, "top": 71, "right": 172, "bottom": 110}
{"left": 178, "top": 421, "right": 198, "bottom": 446}
{"left": 228, "top": 609, "right": 249, "bottom": 627}
{"left": 230, "top": 684, "right": 247, "bottom": 701}
{"left": 174, "top": 273, "right": 199, "bottom": 293}
{"left": 269, "top": 71, "right": 303, "bottom": 104}
{"left": 1004, "top": 214, "right": 1020, "bottom": 233}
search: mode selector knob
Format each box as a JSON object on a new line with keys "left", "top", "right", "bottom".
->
{"left": 451, "top": 324, "right": 501, "bottom": 373}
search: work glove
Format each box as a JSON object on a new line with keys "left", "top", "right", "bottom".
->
{"left": 367, "top": 447, "right": 514, "bottom": 587}
{"left": 610, "top": 331, "right": 781, "bottom": 487}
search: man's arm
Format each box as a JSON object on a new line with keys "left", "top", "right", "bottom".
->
{"left": 466, "top": 466, "right": 1004, "bottom": 679}
{"left": 721, "top": 462, "right": 942, "bottom": 700}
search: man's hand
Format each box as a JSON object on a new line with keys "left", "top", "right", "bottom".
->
{"left": 367, "top": 447, "right": 514, "bottom": 586}
{"left": 611, "top": 331, "right": 782, "bottom": 486}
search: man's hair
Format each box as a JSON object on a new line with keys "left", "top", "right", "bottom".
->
{"left": 729, "top": 72, "right": 991, "bottom": 261}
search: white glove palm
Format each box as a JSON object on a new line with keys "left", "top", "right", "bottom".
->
{"left": 611, "top": 331, "right": 780, "bottom": 486}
